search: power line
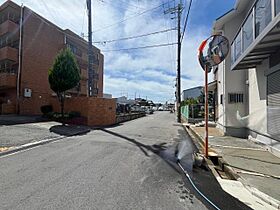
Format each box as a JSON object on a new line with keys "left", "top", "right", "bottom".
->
{"left": 40, "top": 0, "right": 78, "bottom": 31}
{"left": 161, "top": 0, "right": 177, "bottom": 73}
{"left": 92, "top": 0, "right": 175, "bottom": 33}
{"left": 162, "top": 0, "right": 177, "bottom": 72}
{"left": 181, "top": 0, "right": 192, "bottom": 42}
{"left": 181, "top": 0, "right": 189, "bottom": 25}
{"left": 102, "top": 42, "right": 177, "bottom": 52}
{"left": 97, "top": 0, "right": 142, "bottom": 13}
{"left": 100, "top": 0, "right": 146, "bottom": 10}
{"left": 81, "top": 2, "right": 87, "bottom": 35}
{"left": 93, "top": 27, "right": 176, "bottom": 44}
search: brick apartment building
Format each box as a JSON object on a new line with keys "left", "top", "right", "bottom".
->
{"left": 0, "top": 0, "right": 104, "bottom": 115}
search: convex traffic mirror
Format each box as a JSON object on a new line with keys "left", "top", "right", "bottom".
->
{"left": 198, "top": 34, "right": 229, "bottom": 71}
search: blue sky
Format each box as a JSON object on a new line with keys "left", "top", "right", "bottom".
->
{"left": 188, "top": 0, "right": 235, "bottom": 31}
{"left": 1, "top": 0, "right": 236, "bottom": 102}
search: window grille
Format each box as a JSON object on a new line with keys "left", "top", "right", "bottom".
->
{"left": 228, "top": 93, "right": 244, "bottom": 103}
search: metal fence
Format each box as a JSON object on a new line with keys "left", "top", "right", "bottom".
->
{"left": 181, "top": 104, "right": 214, "bottom": 122}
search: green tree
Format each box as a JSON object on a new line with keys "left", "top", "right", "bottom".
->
{"left": 48, "top": 48, "right": 80, "bottom": 120}
{"left": 198, "top": 90, "right": 214, "bottom": 104}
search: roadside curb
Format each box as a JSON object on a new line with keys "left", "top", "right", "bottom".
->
{"left": 186, "top": 125, "right": 242, "bottom": 179}
{"left": 182, "top": 123, "right": 204, "bottom": 151}
{"left": 183, "top": 124, "right": 280, "bottom": 209}
{"left": 241, "top": 184, "right": 280, "bottom": 209}
{"left": 0, "top": 127, "right": 91, "bottom": 157}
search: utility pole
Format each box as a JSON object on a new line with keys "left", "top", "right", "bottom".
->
{"left": 177, "top": 0, "right": 182, "bottom": 123}
{"left": 87, "top": 0, "right": 94, "bottom": 97}
{"left": 164, "top": 1, "right": 183, "bottom": 123}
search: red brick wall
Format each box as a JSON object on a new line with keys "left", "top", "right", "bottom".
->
{"left": 19, "top": 7, "right": 64, "bottom": 115}
{"left": 0, "top": 89, "right": 16, "bottom": 104}
{"left": 0, "top": 46, "right": 18, "bottom": 62}
{"left": 18, "top": 6, "right": 105, "bottom": 115}
{"left": 1, "top": 103, "right": 16, "bottom": 114}
{"left": 87, "top": 97, "right": 116, "bottom": 126}
{"left": 50, "top": 97, "right": 88, "bottom": 117}
{"left": 50, "top": 97, "right": 116, "bottom": 126}
{"left": 0, "top": 73, "right": 16, "bottom": 89}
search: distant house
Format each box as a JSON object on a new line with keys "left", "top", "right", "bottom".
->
{"left": 116, "top": 96, "right": 135, "bottom": 105}
{"left": 181, "top": 86, "right": 203, "bottom": 101}
{"left": 103, "top": 93, "right": 112, "bottom": 99}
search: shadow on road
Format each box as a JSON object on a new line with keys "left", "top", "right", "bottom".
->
{"left": 100, "top": 128, "right": 252, "bottom": 210}
{"left": 49, "top": 125, "right": 90, "bottom": 137}
{"left": 0, "top": 115, "right": 48, "bottom": 126}
{"left": 100, "top": 128, "right": 180, "bottom": 173}
{"left": 100, "top": 128, "right": 168, "bottom": 156}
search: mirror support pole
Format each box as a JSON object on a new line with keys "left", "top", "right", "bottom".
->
{"left": 204, "top": 65, "right": 209, "bottom": 158}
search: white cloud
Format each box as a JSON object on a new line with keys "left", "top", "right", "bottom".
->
{"left": 0, "top": 0, "right": 211, "bottom": 103}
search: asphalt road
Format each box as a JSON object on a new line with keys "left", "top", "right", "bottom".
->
{"left": 0, "top": 112, "right": 250, "bottom": 210}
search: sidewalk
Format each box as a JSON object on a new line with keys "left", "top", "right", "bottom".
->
{"left": 187, "top": 124, "right": 280, "bottom": 209}
{"left": 0, "top": 115, "right": 91, "bottom": 154}
{"left": 0, "top": 122, "right": 60, "bottom": 148}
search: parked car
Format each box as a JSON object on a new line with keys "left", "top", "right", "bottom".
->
{"left": 146, "top": 109, "right": 154, "bottom": 114}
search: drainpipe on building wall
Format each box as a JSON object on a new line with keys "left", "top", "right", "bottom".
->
{"left": 223, "top": 57, "right": 226, "bottom": 133}
{"left": 217, "top": 30, "right": 226, "bottom": 132}
{"left": 16, "top": 4, "right": 24, "bottom": 114}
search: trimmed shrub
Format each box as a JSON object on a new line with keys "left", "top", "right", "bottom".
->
{"left": 69, "top": 111, "right": 81, "bottom": 118}
{"left": 41, "top": 105, "right": 53, "bottom": 115}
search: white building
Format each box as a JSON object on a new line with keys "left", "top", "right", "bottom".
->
{"left": 181, "top": 86, "right": 203, "bottom": 101}
{"left": 103, "top": 93, "right": 112, "bottom": 99}
{"left": 116, "top": 96, "right": 135, "bottom": 105}
{"left": 213, "top": 0, "right": 280, "bottom": 155}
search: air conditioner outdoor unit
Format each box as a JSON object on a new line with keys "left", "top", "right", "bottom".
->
{"left": 24, "top": 88, "right": 32, "bottom": 98}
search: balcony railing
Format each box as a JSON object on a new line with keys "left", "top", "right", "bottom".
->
{"left": 0, "top": 20, "right": 19, "bottom": 37}
{"left": 231, "top": 0, "right": 280, "bottom": 69}
{"left": 0, "top": 46, "right": 18, "bottom": 62}
{"left": 92, "top": 72, "right": 99, "bottom": 81}
{"left": 80, "top": 69, "right": 99, "bottom": 81}
{"left": 92, "top": 88, "right": 98, "bottom": 95}
{"left": 0, "top": 72, "right": 17, "bottom": 89}
{"left": 0, "top": 12, "right": 20, "bottom": 26}
{"left": 0, "top": 67, "right": 17, "bottom": 74}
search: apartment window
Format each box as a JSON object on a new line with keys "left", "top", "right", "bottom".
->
{"left": 255, "top": 0, "right": 272, "bottom": 37}
{"left": 0, "top": 13, "right": 8, "bottom": 24}
{"left": 228, "top": 93, "right": 244, "bottom": 103}
{"left": 67, "top": 43, "right": 77, "bottom": 54}
{"left": 276, "top": 0, "right": 280, "bottom": 15}
{"left": 234, "top": 31, "right": 242, "bottom": 61}
{"left": 66, "top": 41, "right": 82, "bottom": 57}
{"left": 0, "top": 36, "right": 8, "bottom": 48}
{"left": 8, "top": 13, "right": 19, "bottom": 23}
{"left": 92, "top": 53, "right": 99, "bottom": 65}
{"left": 76, "top": 83, "right": 81, "bottom": 92}
{"left": 231, "top": 43, "right": 235, "bottom": 65}
{"left": 242, "top": 11, "right": 253, "bottom": 51}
